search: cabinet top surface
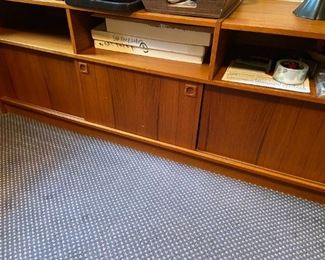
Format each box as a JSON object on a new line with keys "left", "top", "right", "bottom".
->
{"left": 4, "top": 0, "right": 219, "bottom": 27}
{"left": 222, "top": 0, "right": 325, "bottom": 39}
{"left": 5, "top": 0, "right": 325, "bottom": 37}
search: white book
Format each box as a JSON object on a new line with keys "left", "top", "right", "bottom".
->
{"left": 91, "top": 23, "right": 207, "bottom": 56}
{"left": 105, "top": 18, "right": 212, "bottom": 47}
{"left": 94, "top": 39, "right": 204, "bottom": 64}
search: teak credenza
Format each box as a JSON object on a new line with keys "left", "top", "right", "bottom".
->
{"left": 0, "top": 0, "right": 324, "bottom": 203}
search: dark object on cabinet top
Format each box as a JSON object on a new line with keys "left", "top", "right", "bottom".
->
{"left": 65, "top": 0, "right": 143, "bottom": 12}
{"left": 141, "top": 0, "right": 243, "bottom": 18}
{"left": 294, "top": 0, "right": 325, "bottom": 20}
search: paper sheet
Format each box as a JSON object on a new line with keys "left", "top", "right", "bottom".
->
{"left": 222, "top": 61, "right": 310, "bottom": 93}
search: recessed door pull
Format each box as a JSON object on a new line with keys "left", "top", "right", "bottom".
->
{"left": 184, "top": 84, "right": 198, "bottom": 97}
{"left": 78, "top": 62, "right": 89, "bottom": 74}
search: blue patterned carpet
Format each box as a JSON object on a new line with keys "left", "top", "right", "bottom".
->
{"left": 0, "top": 113, "right": 324, "bottom": 259}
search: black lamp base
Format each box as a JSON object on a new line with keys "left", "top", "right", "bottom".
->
{"left": 293, "top": 0, "right": 325, "bottom": 20}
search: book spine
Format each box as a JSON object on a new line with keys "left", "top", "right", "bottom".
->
{"left": 105, "top": 18, "right": 211, "bottom": 46}
{"left": 94, "top": 40, "right": 203, "bottom": 64}
{"left": 92, "top": 30, "right": 206, "bottom": 56}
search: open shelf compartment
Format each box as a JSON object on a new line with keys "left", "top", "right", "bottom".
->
{"left": 212, "top": 29, "right": 325, "bottom": 104}
{"left": 0, "top": 1, "right": 73, "bottom": 54}
{"left": 66, "top": 9, "right": 217, "bottom": 81}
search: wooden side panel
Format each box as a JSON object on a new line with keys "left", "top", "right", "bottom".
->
{"left": 78, "top": 62, "right": 115, "bottom": 127}
{"left": 1, "top": 46, "right": 51, "bottom": 108}
{"left": 40, "top": 55, "right": 83, "bottom": 117}
{"left": 66, "top": 9, "right": 94, "bottom": 54}
{"left": 78, "top": 63, "right": 202, "bottom": 149}
{"left": 198, "top": 87, "right": 325, "bottom": 183}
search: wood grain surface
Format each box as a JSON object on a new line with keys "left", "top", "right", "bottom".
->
{"left": 198, "top": 86, "right": 325, "bottom": 183}
{"left": 77, "top": 63, "right": 203, "bottom": 149}
{"left": 40, "top": 55, "right": 83, "bottom": 117}
{"left": 0, "top": 46, "right": 83, "bottom": 116}
{"left": 222, "top": 0, "right": 325, "bottom": 39}
{"left": 1, "top": 46, "right": 51, "bottom": 107}
{"left": 0, "top": 49, "right": 15, "bottom": 98}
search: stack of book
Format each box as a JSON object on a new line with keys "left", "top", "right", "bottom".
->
{"left": 91, "top": 18, "right": 212, "bottom": 64}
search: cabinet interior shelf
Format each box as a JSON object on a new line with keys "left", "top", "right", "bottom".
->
{"left": 0, "top": 28, "right": 210, "bottom": 82}
{"left": 5, "top": 0, "right": 67, "bottom": 8}
{"left": 79, "top": 47, "right": 211, "bottom": 82}
{"left": 0, "top": 27, "right": 73, "bottom": 56}
{"left": 213, "top": 66, "right": 325, "bottom": 105}
{"left": 222, "top": 0, "right": 325, "bottom": 40}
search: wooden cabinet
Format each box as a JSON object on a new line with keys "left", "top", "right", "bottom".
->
{"left": 0, "top": 0, "right": 324, "bottom": 201}
{"left": 0, "top": 46, "right": 83, "bottom": 117}
{"left": 77, "top": 62, "right": 203, "bottom": 149}
{"left": 198, "top": 86, "right": 325, "bottom": 183}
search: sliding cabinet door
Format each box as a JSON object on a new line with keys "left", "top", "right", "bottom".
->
{"left": 0, "top": 46, "right": 83, "bottom": 117}
{"left": 1, "top": 46, "right": 51, "bottom": 107}
{"left": 78, "top": 62, "right": 203, "bottom": 149}
{"left": 198, "top": 86, "right": 325, "bottom": 183}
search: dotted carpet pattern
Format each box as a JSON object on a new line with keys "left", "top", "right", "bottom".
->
{"left": 0, "top": 113, "right": 324, "bottom": 259}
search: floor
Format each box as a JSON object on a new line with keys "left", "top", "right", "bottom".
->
{"left": 1, "top": 113, "right": 324, "bottom": 259}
